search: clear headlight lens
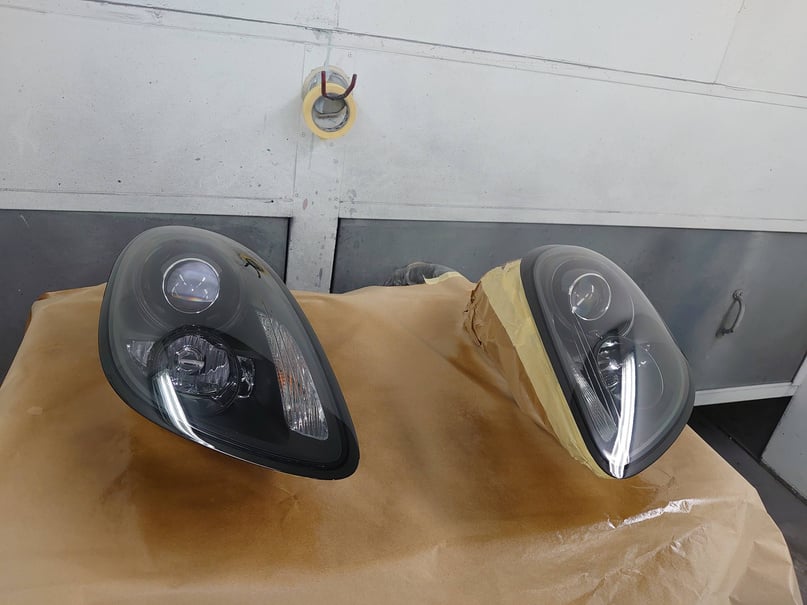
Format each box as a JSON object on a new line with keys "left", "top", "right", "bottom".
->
{"left": 99, "top": 226, "right": 359, "bottom": 479}
{"left": 521, "top": 245, "right": 693, "bottom": 478}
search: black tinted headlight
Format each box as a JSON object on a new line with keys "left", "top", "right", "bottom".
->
{"left": 520, "top": 245, "right": 694, "bottom": 478}
{"left": 465, "top": 245, "right": 694, "bottom": 479}
{"left": 98, "top": 226, "right": 359, "bottom": 479}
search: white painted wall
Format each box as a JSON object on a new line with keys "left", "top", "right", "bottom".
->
{"left": 719, "top": 0, "right": 807, "bottom": 98}
{"left": 2, "top": 8, "right": 300, "bottom": 200}
{"left": 338, "top": 0, "right": 742, "bottom": 80}
{"left": 2, "top": 0, "right": 807, "bottom": 291}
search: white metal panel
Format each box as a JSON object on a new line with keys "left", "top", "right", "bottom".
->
{"left": 107, "top": 0, "right": 338, "bottom": 28}
{"left": 338, "top": 0, "right": 742, "bottom": 81}
{"left": 694, "top": 383, "right": 798, "bottom": 406}
{"left": 718, "top": 0, "right": 807, "bottom": 98}
{"left": 339, "top": 200, "right": 807, "bottom": 234}
{"left": 0, "top": 7, "right": 303, "bottom": 200}
{"left": 338, "top": 50, "right": 807, "bottom": 226}
{"left": 0, "top": 191, "right": 293, "bottom": 217}
{"left": 764, "top": 386, "right": 807, "bottom": 498}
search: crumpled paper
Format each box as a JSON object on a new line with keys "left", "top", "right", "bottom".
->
{"left": 0, "top": 280, "right": 800, "bottom": 604}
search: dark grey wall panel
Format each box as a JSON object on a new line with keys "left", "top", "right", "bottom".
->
{"left": 333, "top": 220, "right": 807, "bottom": 390}
{"left": 0, "top": 210, "right": 288, "bottom": 383}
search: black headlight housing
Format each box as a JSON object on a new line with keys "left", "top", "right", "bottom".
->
{"left": 98, "top": 226, "right": 359, "bottom": 479}
{"left": 520, "top": 245, "right": 694, "bottom": 478}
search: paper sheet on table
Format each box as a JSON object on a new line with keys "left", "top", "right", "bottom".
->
{"left": 0, "top": 279, "right": 800, "bottom": 604}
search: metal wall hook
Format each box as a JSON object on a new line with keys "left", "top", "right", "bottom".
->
{"left": 321, "top": 71, "right": 357, "bottom": 100}
{"left": 716, "top": 289, "right": 745, "bottom": 336}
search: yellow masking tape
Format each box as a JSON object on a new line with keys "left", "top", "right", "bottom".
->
{"left": 424, "top": 271, "right": 464, "bottom": 285}
{"left": 302, "top": 82, "right": 357, "bottom": 140}
{"left": 475, "top": 261, "right": 609, "bottom": 478}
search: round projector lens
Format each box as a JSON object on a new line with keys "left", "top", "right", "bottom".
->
{"left": 569, "top": 272, "right": 612, "bottom": 321}
{"left": 163, "top": 258, "right": 220, "bottom": 314}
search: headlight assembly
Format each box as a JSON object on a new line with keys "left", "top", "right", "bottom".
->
{"left": 98, "top": 226, "right": 359, "bottom": 479}
{"left": 466, "top": 245, "right": 694, "bottom": 479}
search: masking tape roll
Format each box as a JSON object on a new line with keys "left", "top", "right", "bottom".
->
{"left": 302, "top": 82, "right": 357, "bottom": 140}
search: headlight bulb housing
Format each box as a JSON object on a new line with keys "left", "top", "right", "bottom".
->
{"left": 465, "top": 245, "right": 694, "bottom": 479}
{"left": 98, "top": 226, "right": 359, "bottom": 479}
